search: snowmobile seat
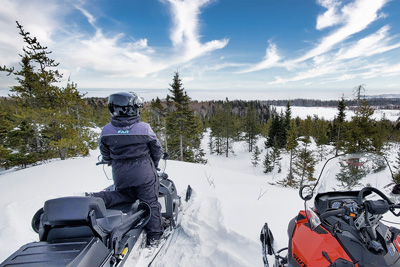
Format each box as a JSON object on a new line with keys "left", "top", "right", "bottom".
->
{"left": 43, "top": 196, "right": 111, "bottom": 224}
{"left": 39, "top": 196, "right": 149, "bottom": 251}
{"left": 40, "top": 196, "right": 125, "bottom": 242}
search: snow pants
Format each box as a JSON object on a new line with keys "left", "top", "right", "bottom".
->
{"left": 91, "top": 175, "right": 164, "bottom": 240}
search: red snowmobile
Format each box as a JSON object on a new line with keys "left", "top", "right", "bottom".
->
{"left": 260, "top": 152, "right": 400, "bottom": 267}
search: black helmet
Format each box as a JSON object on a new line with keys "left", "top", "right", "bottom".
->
{"left": 108, "top": 92, "right": 144, "bottom": 117}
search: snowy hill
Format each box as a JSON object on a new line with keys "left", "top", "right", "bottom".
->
{"left": 0, "top": 134, "right": 302, "bottom": 266}
{"left": 0, "top": 132, "right": 399, "bottom": 266}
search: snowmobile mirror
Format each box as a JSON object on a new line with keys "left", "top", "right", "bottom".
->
{"left": 299, "top": 185, "right": 313, "bottom": 201}
{"left": 31, "top": 207, "right": 44, "bottom": 233}
{"left": 162, "top": 152, "right": 169, "bottom": 160}
{"left": 392, "top": 184, "right": 400, "bottom": 195}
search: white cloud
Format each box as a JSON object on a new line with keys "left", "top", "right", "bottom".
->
{"left": 295, "top": 0, "right": 389, "bottom": 63}
{"left": 163, "top": 0, "right": 229, "bottom": 62}
{"left": 336, "top": 25, "right": 400, "bottom": 60}
{"left": 241, "top": 0, "right": 391, "bottom": 76}
{"left": 238, "top": 42, "right": 281, "bottom": 73}
{"left": 361, "top": 63, "right": 400, "bottom": 79}
{"left": 316, "top": 0, "right": 342, "bottom": 30}
{"left": 0, "top": 0, "right": 64, "bottom": 65}
{"left": 0, "top": 0, "right": 229, "bottom": 88}
{"left": 249, "top": 0, "right": 400, "bottom": 88}
{"left": 74, "top": 5, "right": 96, "bottom": 28}
{"left": 270, "top": 64, "right": 335, "bottom": 84}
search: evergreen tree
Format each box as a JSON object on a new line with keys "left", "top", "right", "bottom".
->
{"left": 0, "top": 103, "right": 13, "bottom": 168}
{"left": 147, "top": 97, "right": 167, "bottom": 151}
{"left": 0, "top": 22, "right": 98, "bottom": 166}
{"left": 266, "top": 112, "right": 285, "bottom": 149}
{"left": 333, "top": 96, "right": 347, "bottom": 155}
{"left": 393, "top": 147, "right": 400, "bottom": 184}
{"left": 242, "top": 104, "right": 260, "bottom": 152}
{"left": 209, "top": 99, "right": 239, "bottom": 157}
{"left": 262, "top": 140, "right": 281, "bottom": 173}
{"left": 285, "top": 120, "right": 298, "bottom": 185}
{"left": 165, "top": 71, "right": 206, "bottom": 163}
{"left": 336, "top": 159, "right": 366, "bottom": 189}
{"left": 314, "top": 118, "right": 329, "bottom": 161}
{"left": 272, "top": 140, "right": 282, "bottom": 173}
{"left": 292, "top": 117, "right": 316, "bottom": 187}
{"left": 371, "top": 115, "right": 391, "bottom": 153}
{"left": 344, "top": 97, "right": 375, "bottom": 153}
{"left": 292, "top": 146, "right": 316, "bottom": 187}
{"left": 251, "top": 146, "right": 261, "bottom": 167}
{"left": 263, "top": 150, "right": 274, "bottom": 173}
{"left": 282, "top": 101, "right": 291, "bottom": 146}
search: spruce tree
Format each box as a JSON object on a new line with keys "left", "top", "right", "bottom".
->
{"left": 344, "top": 96, "right": 375, "bottom": 153}
{"left": 285, "top": 120, "right": 298, "bottom": 184}
{"left": 282, "top": 101, "right": 291, "bottom": 146}
{"left": 0, "top": 103, "right": 13, "bottom": 168}
{"left": 209, "top": 99, "right": 239, "bottom": 157}
{"left": 393, "top": 147, "right": 400, "bottom": 184}
{"left": 314, "top": 118, "right": 329, "bottom": 161}
{"left": 371, "top": 115, "right": 391, "bottom": 153}
{"left": 336, "top": 160, "right": 366, "bottom": 189}
{"left": 242, "top": 104, "right": 260, "bottom": 152}
{"left": 263, "top": 140, "right": 281, "bottom": 173}
{"left": 147, "top": 97, "right": 167, "bottom": 151}
{"left": 272, "top": 140, "right": 282, "bottom": 173}
{"left": 266, "top": 112, "right": 285, "bottom": 149}
{"left": 165, "top": 71, "right": 205, "bottom": 163}
{"left": 0, "top": 22, "right": 98, "bottom": 166}
{"left": 263, "top": 150, "right": 274, "bottom": 173}
{"left": 251, "top": 146, "right": 261, "bottom": 167}
{"left": 292, "top": 147, "right": 316, "bottom": 187}
{"left": 333, "top": 96, "right": 346, "bottom": 155}
{"left": 292, "top": 116, "right": 316, "bottom": 187}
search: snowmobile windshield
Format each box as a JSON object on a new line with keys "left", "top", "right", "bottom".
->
{"left": 313, "top": 152, "right": 396, "bottom": 201}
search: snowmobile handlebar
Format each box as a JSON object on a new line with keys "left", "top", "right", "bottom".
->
{"left": 96, "top": 160, "right": 111, "bottom": 166}
{"left": 320, "top": 200, "right": 400, "bottom": 221}
{"left": 358, "top": 186, "right": 400, "bottom": 216}
{"left": 390, "top": 204, "right": 400, "bottom": 216}
{"left": 320, "top": 207, "right": 348, "bottom": 221}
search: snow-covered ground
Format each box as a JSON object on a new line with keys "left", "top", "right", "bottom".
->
{"left": 274, "top": 106, "right": 400, "bottom": 121}
{"left": 0, "top": 106, "right": 399, "bottom": 266}
{"left": 1, "top": 139, "right": 297, "bottom": 266}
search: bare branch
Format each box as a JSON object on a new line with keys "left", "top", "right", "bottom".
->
{"left": 204, "top": 170, "right": 216, "bottom": 188}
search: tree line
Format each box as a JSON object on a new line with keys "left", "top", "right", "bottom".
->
{"left": 218, "top": 97, "right": 400, "bottom": 108}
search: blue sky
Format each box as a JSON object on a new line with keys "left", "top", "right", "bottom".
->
{"left": 1, "top": 0, "right": 400, "bottom": 101}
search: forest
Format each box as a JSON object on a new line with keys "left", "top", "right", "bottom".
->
{"left": 1, "top": 22, "right": 400, "bottom": 187}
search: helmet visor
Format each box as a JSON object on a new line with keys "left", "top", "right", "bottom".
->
{"left": 108, "top": 94, "right": 132, "bottom": 107}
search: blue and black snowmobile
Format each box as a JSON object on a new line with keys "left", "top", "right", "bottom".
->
{"left": 1, "top": 153, "right": 191, "bottom": 267}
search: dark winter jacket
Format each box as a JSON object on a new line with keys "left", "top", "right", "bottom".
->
{"left": 99, "top": 116, "right": 162, "bottom": 189}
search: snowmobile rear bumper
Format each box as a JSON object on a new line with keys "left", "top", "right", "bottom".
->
{"left": 1, "top": 237, "right": 112, "bottom": 267}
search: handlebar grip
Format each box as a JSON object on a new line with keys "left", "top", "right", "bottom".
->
{"left": 320, "top": 208, "right": 346, "bottom": 221}
{"left": 96, "top": 161, "right": 111, "bottom": 166}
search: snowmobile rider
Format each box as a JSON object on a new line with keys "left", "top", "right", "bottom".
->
{"left": 90, "top": 91, "right": 164, "bottom": 246}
